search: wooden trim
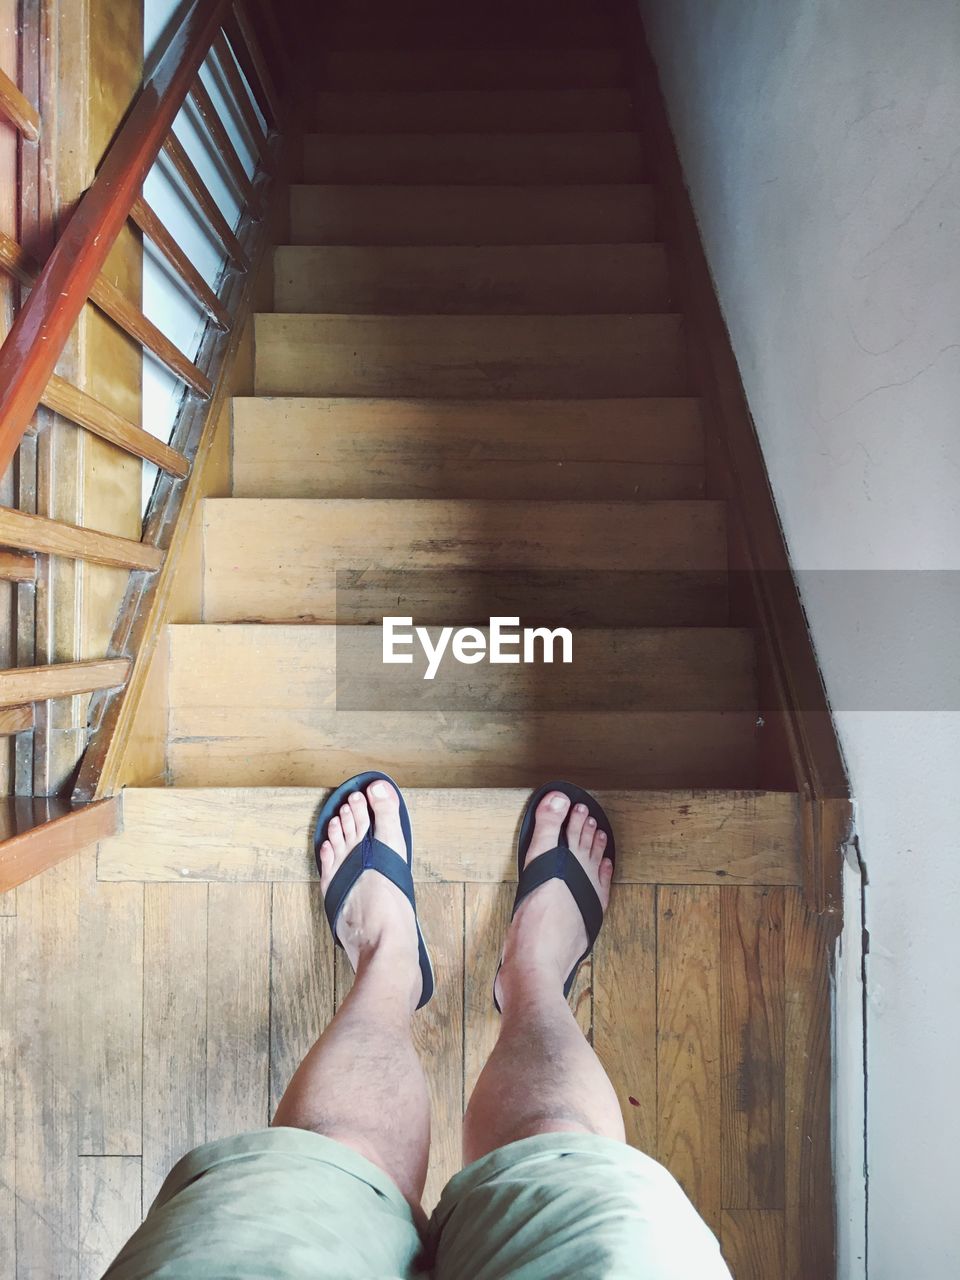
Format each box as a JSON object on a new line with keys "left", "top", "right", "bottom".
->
{"left": 163, "top": 133, "right": 250, "bottom": 267}
{"left": 74, "top": 155, "right": 279, "bottom": 801}
{"left": 0, "top": 705, "right": 34, "bottom": 735}
{"left": 42, "top": 374, "right": 189, "bottom": 476}
{"left": 0, "top": 798, "right": 120, "bottom": 893}
{"left": 213, "top": 30, "right": 269, "bottom": 158}
{"left": 0, "top": 225, "right": 211, "bottom": 398}
{"left": 226, "top": 1, "right": 282, "bottom": 126}
{"left": 801, "top": 796, "right": 853, "bottom": 915}
{"left": 0, "top": 549, "right": 37, "bottom": 583}
{"left": 0, "top": 659, "right": 131, "bottom": 707}
{"left": 189, "top": 75, "right": 257, "bottom": 203}
{"left": 0, "top": 0, "right": 230, "bottom": 479}
{"left": 131, "top": 196, "right": 231, "bottom": 330}
{"left": 0, "top": 506, "right": 164, "bottom": 571}
{"left": 623, "top": 15, "right": 850, "bottom": 902}
{"left": 0, "top": 65, "right": 40, "bottom": 142}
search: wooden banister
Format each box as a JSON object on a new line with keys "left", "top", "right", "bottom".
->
{"left": 163, "top": 133, "right": 250, "bottom": 266}
{"left": 0, "top": 508, "right": 164, "bottom": 571}
{"left": 0, "top": 659, "right": 131, "bottom": 707}
{"left": 213, "top": 32, "right": 269, "bottom": 159}
{"left": 226, "top": 1, "right": 282, "bottom": 127}
{"left": 190, "top": 76, "right": 258, "bottom": 204}
{"left": 41, "top": 375, "right": 191, "bottom": 477}
{"left": 131, "top": 197, "right": 231, "bottom": 330}
{"left": 0, "top": 65, "right": 40, "bottom": 142}
{"left": 0, "top": 550, "right": 37, "bottom": 583}
{"left": 0, "top": 0, "right": 231, "bottom": 482}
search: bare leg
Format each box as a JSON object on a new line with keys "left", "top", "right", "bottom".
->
{"left": 272, "top": 781, "right": 430, "bottom": 1217}
{"left": 463, "top": 791, "right": 622, "bottom": 1164}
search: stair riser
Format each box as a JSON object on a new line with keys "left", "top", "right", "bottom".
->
{"left": 253, "top": 314, "right": 691, "bottom": 398}
{"left": 288, "top": 184, "right": 657, "bottom": 246}
{"left": 312, "top": 89, "right": 634, "bottom": 133}
{"left": 201, "top": 498, "right": 727, "bottom": 625}
{"left": 301, "top": 133, "right": 643, "bottom": 185}
{"left": 272, "top": 245, "right": 672, "bottom": 315}
{"left": 320, "top": 49, "right": 626, "bottom": 90}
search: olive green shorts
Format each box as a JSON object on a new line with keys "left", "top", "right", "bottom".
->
{"left": 103, "top": 1127, "right": 731, "bottom": 1279}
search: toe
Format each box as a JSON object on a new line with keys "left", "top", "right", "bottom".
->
{"left": 366, "top": 778, "right": 407, "bottom": 859}
{"left": 590, "top": 827, "right": 607, "bottom": 864}
{"left": 347, "top": 789, "right": 370, "bottom": 839}
{"left": 565, "top": 801, "right": 588, "bottom": 851}
{"left": 527, "top": 790, "right": 571, "bottom": 859}
{"left": 339, "top": 801, "right": 357, "bottom": 847}
{"left": 598, "top": 855, "right": 614, "bottom": 904}
{"left": 579, "top": 814, "right": 598, "bottom": 857}
{"left": 327, "top": 815, "right": 345, "bottom": 858}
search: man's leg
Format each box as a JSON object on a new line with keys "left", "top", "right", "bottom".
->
{"left": 463, "top": 791, "right": 621, "bottom": 1162}
{"left": 274, "top": 780, "right": 430, "bottom": 1216}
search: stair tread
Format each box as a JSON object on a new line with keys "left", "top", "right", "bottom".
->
{"left": 300, "top": 132, "right": 644, "bottom": 185}
{"left": 273, "top": 243, "right": 671, "bottom": 314}
{"left": 253, "top": 313, "right": 690, "bottom": 398}
{"left": 231, "top": 396, "right": 704, "bottom": 500}
{"left": 166, "top": 624, "right": 757, "bottom": 789}
{"left": 202, "top": 497, "right": 727, "bottom": 624}
{"left": 312, "top": 88, "right": 634, "bottom": 133}
{"left": 99, "top": 787, "right": 802, "bottom": 886}
{"left": 288, "top": 183, "right": 657, "bottom": 245}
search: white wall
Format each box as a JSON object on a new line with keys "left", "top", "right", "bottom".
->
{"left": 638, "top": 2, "right": 960, "bottom": 1276}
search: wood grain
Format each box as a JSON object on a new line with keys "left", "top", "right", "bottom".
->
{"left": 413, "top": 883, "right": 464, "bottom": 1211}
{"left": 0, "top": 505, "right": 162, "bottom": 570}
{"left": 201, "top": 497, "right": 727, "bottom": 624}
{"left": 78, "top": 1157, "right": 142, "bottom": 1280}
{"left": 289, "top": 183, "right": 657, "bottom": 247}
{"left": 0, "top": 64, "right": 40, "bottom": 140}
{"left": 463, "top": 883, "right": 512, "bottom": 1100}
{"left": 784, "top": 892, "right": 835, "bottom": 1279}
{"left": 253, "top": 313, "right": 690, "bottom": 399}
{"left": 0, "top": 799, "right": 119, "bottom": 894}
{"left": 657, "top": 885, "right": 722, "bottom": 1234}
{"left": 721, "top": 1208, "right": 785, "bottom": 1280}
{"left": 273, "top": 243, "right": 670, "bottom": 314}
{"left": 206, "top": 883, "right": 271, "bottom": 1139}
{"left": 15, "top": 860, "right": 80, "bottom": 1277}
{"left": 0, "top": 660, "right": 131, "bottom": 709}
{"left": 269, "top": 883, "right": 335, "bottom": 1112}
{"left": 231, "top": 396, "right": 704, "bottom": 502}
{"left": 100, "top": 789, "right": 800, "bottom": 886}
{"left": 721, "top": 886, "right": 785, "bottom": 1208}
{"left": 0, "top": 549, "right": 36, "bottom": 583}
{"left": 594, "top": 884, "right": 656, "bottom": 1152}
{"left": 142, "top": 883, "right": 208, "bottom": 1206}
{"left": 312, "top": 87, "right": 633, "bottom": 133}
{"left": 0, "top": 704, "right": 33, "bottom": 734}
{"left": 78, "top": 862, "right": 143, "bottom": 1155}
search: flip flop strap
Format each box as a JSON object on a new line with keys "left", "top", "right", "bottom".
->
{"left": 513, "top": 846, "right": 604, "bottom": 949}
{"left": 323, "top": 833, "right": 415, "bottom": 944}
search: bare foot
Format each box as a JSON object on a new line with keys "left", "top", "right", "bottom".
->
{"left": 496, "top": 790, "right": 614, "bottom": 1010}
{"left": 317, "top": 780, "right": 421, "bottom": 1007}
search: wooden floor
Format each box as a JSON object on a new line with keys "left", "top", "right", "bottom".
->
{"left": 0, "top": 800, "right": 835, "bottom": 1279}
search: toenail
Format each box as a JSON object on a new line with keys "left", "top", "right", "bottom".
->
{"left": 575, "top": 803, "right": 586, "bottom": 813}
{"left": 549, "top": 794, "right": 566, "bottom": 811}
{"left": 371, "top": 781, "right": 386, "bottom": 795}
{"left": 587, "top": 817, "right": 596, "bottom": 827}
{"left": 598, "top": 831, "right": 607, "bottom": 841}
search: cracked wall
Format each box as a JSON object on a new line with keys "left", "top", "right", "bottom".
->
{"left": 639, "top": 2, "right": 960, "bottom": 1277}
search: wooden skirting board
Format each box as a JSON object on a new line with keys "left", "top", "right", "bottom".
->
{"left": 97, "top": 787, "right": 803, "bottom": 886}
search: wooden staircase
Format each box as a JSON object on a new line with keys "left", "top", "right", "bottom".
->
{"left": 95, "top": 2, "right": 836, "bottom": 1275}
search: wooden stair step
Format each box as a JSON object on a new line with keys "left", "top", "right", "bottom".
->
{"left": 201, "top": 497, "right": 727, "bottom": 625}
{"left": 253, "top": 314, "right": 690, "bottom": 398}
{"left": 272, "top": 244, "right": 671, "bottom": 314}
{"left": 312, "top": 89, "right": 634, "bottom": 133}
{"left": 301, "top": 132, "right": 643, "bottom": 185}
{"left": 99, "top": 787, "right": 802, "bottom": 886}
{"left": 288, "top": 183, "right": 657, "bottom": 246}
{"left": 231, "top": 396, "right": 705, "bottom": 501}
{"left": 319, "top": 49, "right": 626, "bottom": 90}
{"left": 167, "top": 625, "right": 758, "bottom": 789}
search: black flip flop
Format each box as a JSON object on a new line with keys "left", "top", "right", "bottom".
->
{"left": 314, "top": 770, "right": 435, "bottom": 1010}
{"left": 495, "top": 780, "right": 616, "bottom": 1013}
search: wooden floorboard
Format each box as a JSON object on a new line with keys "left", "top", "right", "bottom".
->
{"left": 77, "top": 1157, "right": 142, "bottom": 1280}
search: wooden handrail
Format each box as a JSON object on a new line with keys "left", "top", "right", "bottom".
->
{"left": 0, "top": 0, "right": 231, "bottom": 482}
{"left": 0, "top": 66, "right": 40, "bottom": 142}
{"left": 0, "top": 659, "right": 131, "bottom": 708}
